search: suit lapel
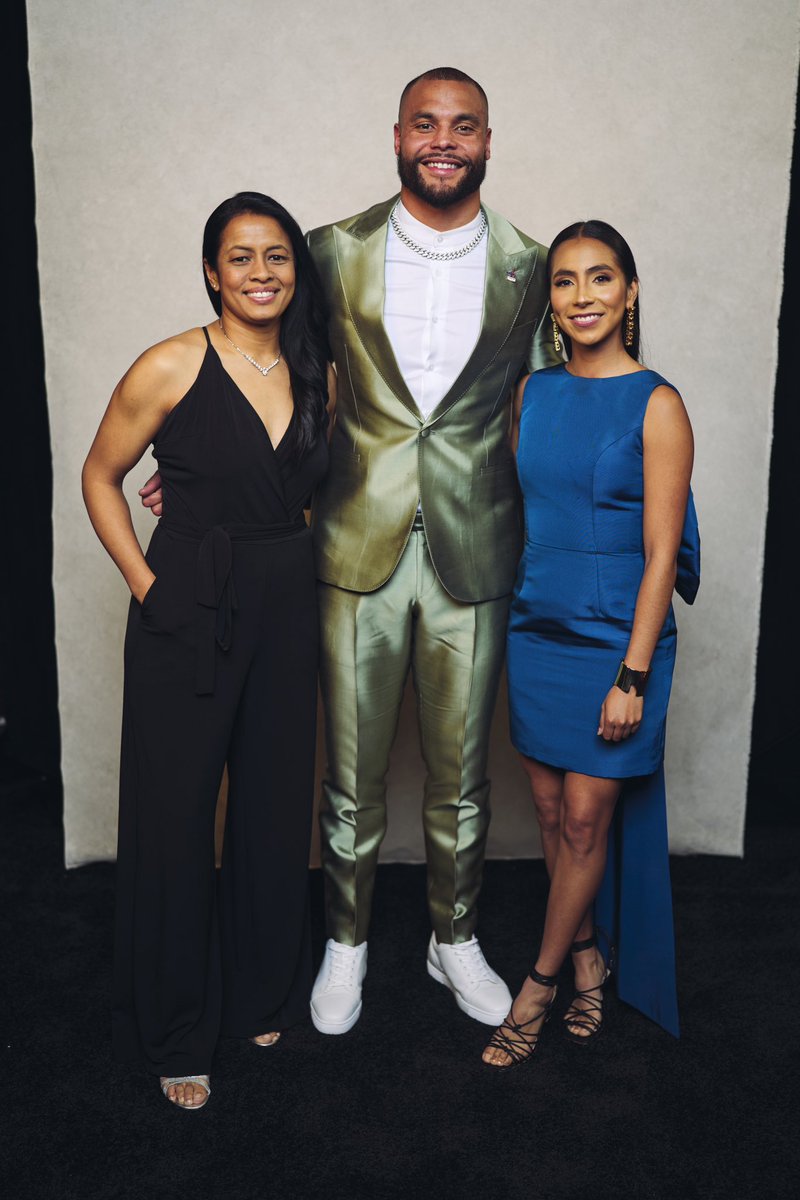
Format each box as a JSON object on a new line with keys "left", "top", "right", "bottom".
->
{"left": 332, "top": 198, "right": 539, "bottom": 425}
{"left": 427, "top": 207, "right": 539, "bottom": 423}
{"left": 333, "top": 196, "right": 422, "bottom": 421}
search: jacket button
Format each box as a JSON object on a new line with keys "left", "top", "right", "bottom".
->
{"left": 420, "top": 429, "right": 430, "bottom": 439}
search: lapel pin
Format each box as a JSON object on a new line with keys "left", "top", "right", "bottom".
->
{"left": 506, "top": 269, "right": 517, "bottom": 283}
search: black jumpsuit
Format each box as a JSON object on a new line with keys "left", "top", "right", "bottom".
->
{"left": 112, "top": 328, "right": 328, "bottom": 1076}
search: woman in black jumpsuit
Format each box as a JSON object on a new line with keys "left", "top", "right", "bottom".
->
{"left": 83, "top": 193, "right": 331, "bottom": 1109}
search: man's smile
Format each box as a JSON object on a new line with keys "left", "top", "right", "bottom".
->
{"left": 420, "top": 157, "right": 465, "bottom": 176}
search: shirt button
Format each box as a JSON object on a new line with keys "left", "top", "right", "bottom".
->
{"left": 432, "top": 316, "right": 438, "bottom": 324}
{"left": 436, "top": 235, "right": 444, "bottom": 243}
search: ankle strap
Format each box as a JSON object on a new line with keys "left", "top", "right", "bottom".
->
{"left": 571, "top": 934, "right": 597, "bottom": 954}
{"left": 529, "top": 965, "right": 558, "bottom": 987}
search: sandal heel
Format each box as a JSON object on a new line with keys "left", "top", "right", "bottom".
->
{"left": 564, "top": 930, "right": 612, "bottom": 1045}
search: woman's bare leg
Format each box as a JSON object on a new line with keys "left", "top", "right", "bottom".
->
{"left": 483, "top": 767, "right": 620, "bottom": 1066}
{"left": 523, "top": 754, "right": 596, "bottom": 961}
{"left": 534, "top": 771, "right": 620, "bottom": 976}
{"left": 544, "top": 772, "right": 618, "bottom": 1036}
{"left": 520, "top": 755, "right": 563, "bottom": 878}
{"left": 522, "top": 755, "right": 603, "bottom": 954}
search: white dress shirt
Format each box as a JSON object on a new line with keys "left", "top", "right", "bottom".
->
{"left": 384, "top": 200, "right": 488, "bottom": 419}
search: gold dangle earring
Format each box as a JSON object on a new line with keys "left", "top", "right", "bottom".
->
{"left": 625, "top": 305, "right": 635, "bottom": 348}
{"left": 551, "top": 313, "right": 562, "bottom": 353}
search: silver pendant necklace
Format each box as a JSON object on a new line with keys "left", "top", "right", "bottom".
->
{"left": 389, "top": 202, "right": 487, "bottom": 262}
{"left": 218, "top": 320, "right": 281, "bottom": 376}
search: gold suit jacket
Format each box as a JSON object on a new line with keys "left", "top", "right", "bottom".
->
{"left": 308, "top": 195, "right": 558, "bottom": 602}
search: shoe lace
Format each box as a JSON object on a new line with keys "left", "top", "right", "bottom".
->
{"left": 328, "top": 946, "right": 359, "bottom": 987}
{"left": 449, "top": 939, "right": 494, "bottom": 984}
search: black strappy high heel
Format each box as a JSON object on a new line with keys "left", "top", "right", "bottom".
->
{"left": 563, "top": 932, "right": 611, "bottom": 1045}
{"left": 482, "top": 966, "right": 558, "bottom": 1071}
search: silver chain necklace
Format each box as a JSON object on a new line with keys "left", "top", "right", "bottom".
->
{"left": 389, "top": 202, "right": 487, "bottom": 261}
{"left": 218, "top": 320, "right": 281, "bottom": 376}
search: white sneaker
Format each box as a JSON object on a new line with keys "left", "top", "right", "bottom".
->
{"left": 426, "top": 933, "right": 512, "bottom": 1025}
{"left": 310, "top": 939, "right": 368, "bottom": 1035}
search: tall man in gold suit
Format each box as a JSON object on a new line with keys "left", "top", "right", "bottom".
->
{"left": 309, "top": 67, "right": 560, "bottom": 1034}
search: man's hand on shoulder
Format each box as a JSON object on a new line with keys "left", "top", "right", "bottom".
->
{"left": 139, "top": 472, "right": 163, "bottom": 516}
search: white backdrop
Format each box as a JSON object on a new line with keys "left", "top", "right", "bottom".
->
{"left": 28, "top": 0, "right": 798, "bottom": 866}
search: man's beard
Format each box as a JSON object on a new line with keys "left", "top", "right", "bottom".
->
{"left": 396, "top": 151, "right": 487, "bottom": 210}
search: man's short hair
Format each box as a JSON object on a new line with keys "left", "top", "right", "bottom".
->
{"left": 398, "top": 67, "right": 489, "bottom": 123}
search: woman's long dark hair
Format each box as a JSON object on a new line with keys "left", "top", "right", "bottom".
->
{"left": 202, "top": 192, "right": 330, "bottom": 460}
{"left": 546, "top": 220, "right": 640, "bottom": 362}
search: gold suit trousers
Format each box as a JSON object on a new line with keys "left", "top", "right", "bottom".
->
{"left": 318, "top": 526, "right": 509, "bottom": 946}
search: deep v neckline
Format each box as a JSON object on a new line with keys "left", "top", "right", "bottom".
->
{"left": 208, "top": 340, "right": 292, "bottom": 454}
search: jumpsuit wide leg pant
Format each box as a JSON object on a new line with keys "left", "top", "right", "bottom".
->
{"left": 112, "top": 524, "right": 317, "bottom": 1077}
{"left": 318, "top": 526, "right": 510, "bottom": 948}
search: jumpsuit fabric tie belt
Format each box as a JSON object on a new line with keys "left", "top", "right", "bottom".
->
{"left": 157, "top": 516, "right": 308, "bottom": 695}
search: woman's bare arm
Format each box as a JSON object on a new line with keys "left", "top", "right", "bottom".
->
{"left": 598, "top": 384, "right": 694, "bottom": 741}
{"left": 82, "top": 334, "right": 201, "bottom": 602}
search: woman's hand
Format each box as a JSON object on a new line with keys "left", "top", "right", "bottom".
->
{"left": 597, "top": 686, "right": 643, "bottom": 741}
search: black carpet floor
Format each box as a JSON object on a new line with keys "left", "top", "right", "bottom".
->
{"left": 1, "top": 783, "right": 797, "bottom": 1200}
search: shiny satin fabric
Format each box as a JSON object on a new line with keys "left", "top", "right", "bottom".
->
{"left": 318, "top": 529, "right": 510, "bottom": 945}
{"left": 595, "top": 767, "right": 680, "bottom": 1037}
{"left": 509, "top": 366, "right": 699, "bottom": 778}
{"left": 508, "top": 365, "right": 700, "bottom": 1035}
{"left": 308, "top": 196, "right": 560, "bottom": 603}
{"left": 676, "top": 490, "right": 701, "bottom": 605}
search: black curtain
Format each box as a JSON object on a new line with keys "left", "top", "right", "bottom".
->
{"left": 1, "top": 0, "right": 60, "bottom": 788}
{"left": 746, "top": 91, "right": 800, "bottom": 827}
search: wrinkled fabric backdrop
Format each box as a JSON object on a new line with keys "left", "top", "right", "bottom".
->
{"left": 29, "top": 0, "right": 798, "bottom": 865}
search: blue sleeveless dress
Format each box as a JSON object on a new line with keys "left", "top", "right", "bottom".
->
{"left": 507, "top": 364, "right": 700, "bottom": 1037}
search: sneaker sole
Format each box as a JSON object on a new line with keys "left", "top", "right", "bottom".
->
{"left": 310, "top": 999, "right": 362, "bottom": 1035}
{"left": 426, "top": 957, "right": 510, "bottom": 1026}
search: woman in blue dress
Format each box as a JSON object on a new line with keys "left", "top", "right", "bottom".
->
{"left": 483, "top": 220, "right": 698, "bottom": 1069}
